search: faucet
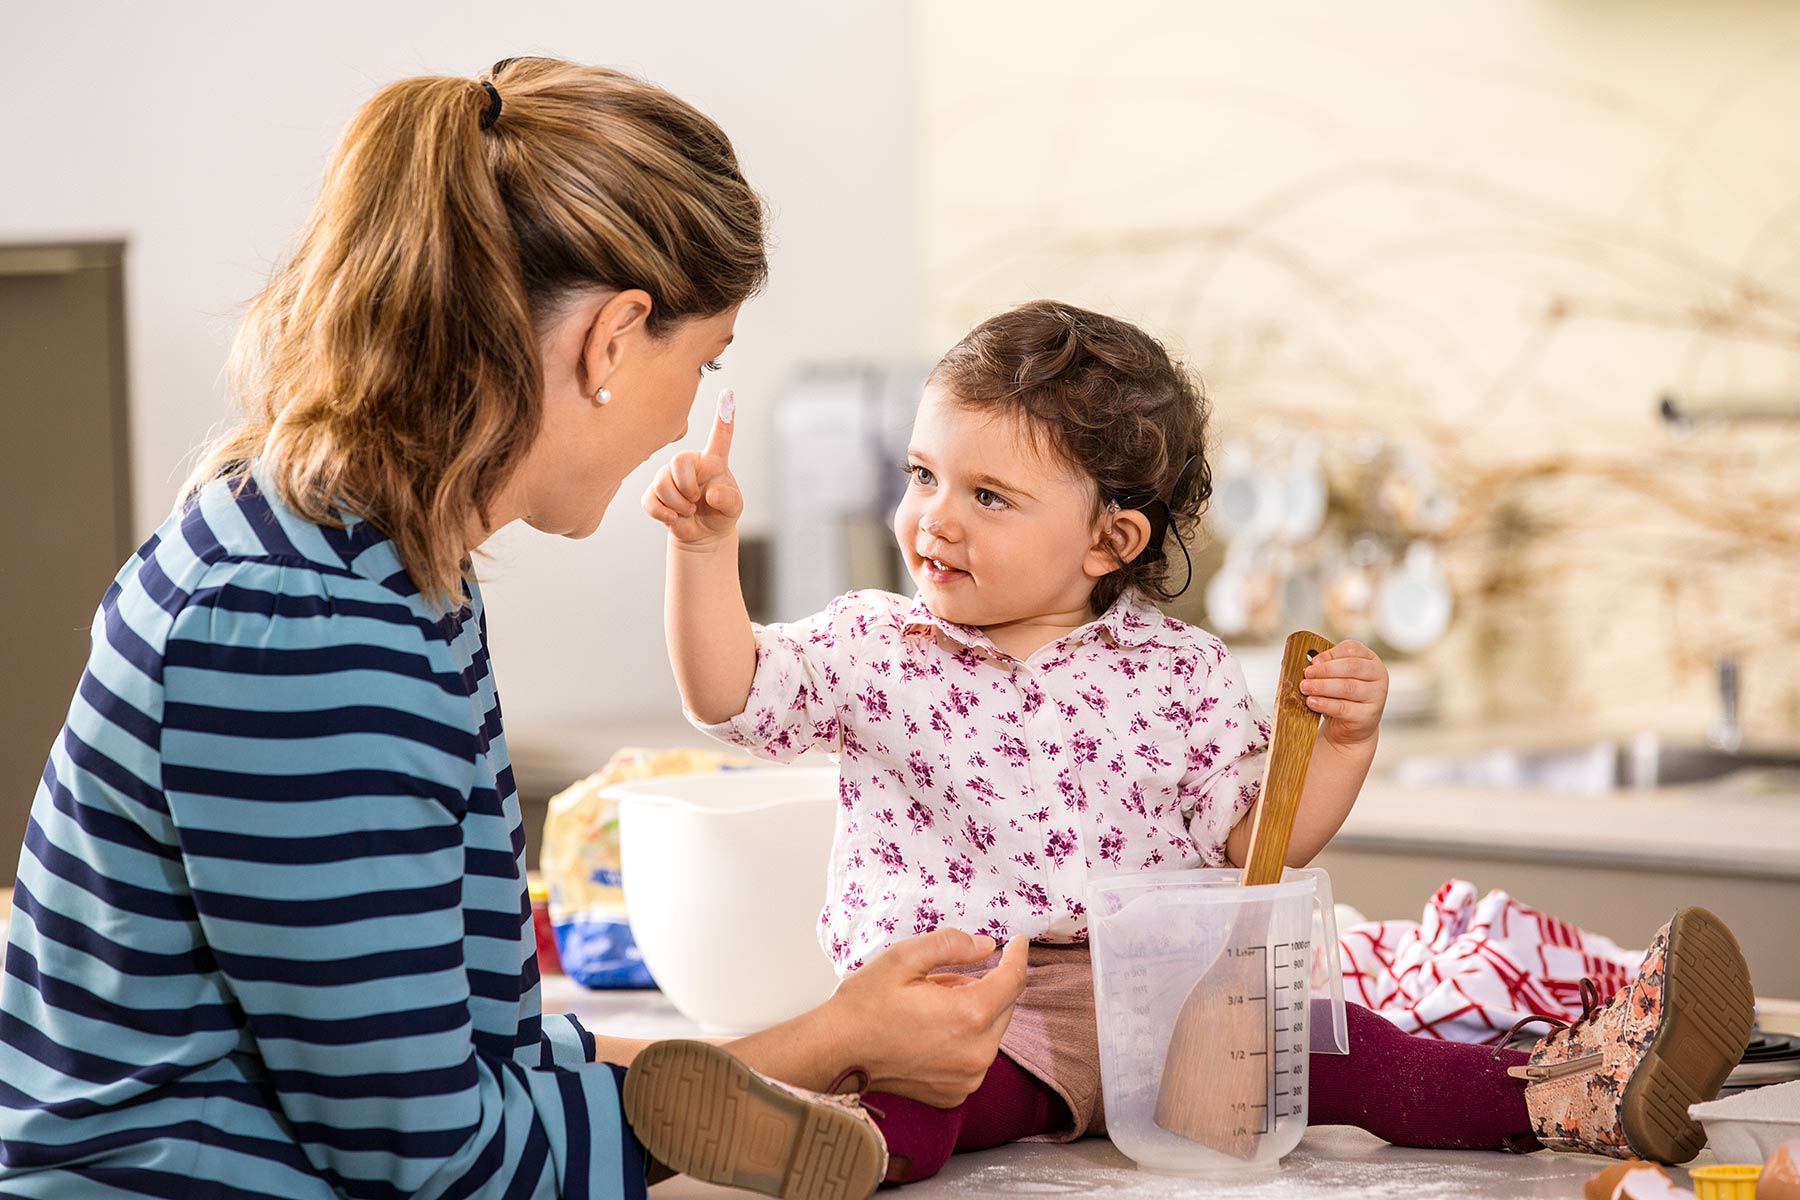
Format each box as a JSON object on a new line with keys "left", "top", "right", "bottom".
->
{"left": 1707, "top": 655, "right": 1742, "bottom": 752}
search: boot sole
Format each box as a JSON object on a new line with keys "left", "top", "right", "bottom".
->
{"left": 621, "top": 1040, "right": 884, "bottom": 1200}
{"left": 1619, "top": 907, "right": 1755, "bottom": 1164}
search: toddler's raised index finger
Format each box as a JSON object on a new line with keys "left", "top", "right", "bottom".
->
{"left": 703, "top": 388, "right": 736, "bottom": 462}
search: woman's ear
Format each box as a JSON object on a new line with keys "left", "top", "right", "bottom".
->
{"left": 581, "top": 288, "right": 654, "bottom": 391}
{"left": 1084, "top": 507, "right": 1153, "bottom": 579}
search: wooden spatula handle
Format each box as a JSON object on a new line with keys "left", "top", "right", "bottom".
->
{"left": 1239, "top": 630, "right": 1335, "bottom": 887}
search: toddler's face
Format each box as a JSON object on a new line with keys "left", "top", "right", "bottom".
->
{"left": 894, "top": 385, "right": 1111, "bottom": 629}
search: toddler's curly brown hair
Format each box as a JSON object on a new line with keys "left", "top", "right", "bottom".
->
{"left": 928, "top": 300, "right": 1212, "bottom": 612}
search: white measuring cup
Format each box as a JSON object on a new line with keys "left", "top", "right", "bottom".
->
{"left": 1086, "top": 866, "right": 1349, "bottom": 1175}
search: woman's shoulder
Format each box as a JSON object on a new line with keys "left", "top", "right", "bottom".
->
{"left": 130, "top": 475, "right": 459, "bottom": 660}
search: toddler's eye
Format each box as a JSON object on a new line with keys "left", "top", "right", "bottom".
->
{"left": 904, "top": 463, "right": 936, "bottom": 487}
{"left": 701, "top": 359, "right": 723, "bottom": 374}
{"left": 975, "top": 488, "right": 1009, "bottom": 510}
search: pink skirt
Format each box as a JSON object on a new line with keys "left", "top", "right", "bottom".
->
{"left": 941, "top": 943, "right": 1105, "bottom": 1140}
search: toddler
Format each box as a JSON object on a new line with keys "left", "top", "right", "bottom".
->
{"left": 643, "top": 301, "right": 1754, "bottom": 1193}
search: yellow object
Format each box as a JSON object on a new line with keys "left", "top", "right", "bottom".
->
{"left": 1690, "top": 1163, "right": 1762, "bottom": 1200}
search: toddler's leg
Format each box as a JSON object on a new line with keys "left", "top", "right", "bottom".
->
{"left": 1308, "top": 1002, "right": 1535, "bottom": 1151}
{"left": 867, "top": 1052, "right": 1072, "bottom": 1184}
{"left": 861, "top": 1092, "right": 959, "bottom": 1186}
{"left": 951, "top": 1052, "right": 1071, "bottom": 1153}
{"left": 1314, "top": 910, "right": 1753, "bottom": 1163}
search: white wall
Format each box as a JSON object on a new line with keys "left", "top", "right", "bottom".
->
{"left": 4, "top": 2, "right": 920, "bottom": 739}
{"left": 917, "top": 0, "right": 1800, "bottom": 732}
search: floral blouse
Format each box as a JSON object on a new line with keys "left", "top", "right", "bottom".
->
{"left": 693, "top": 588, "right": 1271, "bottom": 974}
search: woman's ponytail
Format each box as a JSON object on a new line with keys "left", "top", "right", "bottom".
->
{"left": 193, "top": 59, "right": 768, "bottom": 607}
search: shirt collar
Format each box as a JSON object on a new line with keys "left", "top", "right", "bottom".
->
{"left": 244, "top": 461, "right": 418, "bottom": 598}
{"left": 902, "top": 595, "right": 1000, "bottom": 655}
{"left": 901, "top": 588, "right": 1171, "bottom": 658}
{"left": 1088, "top": 588, "right": 1171, "bottom": 648}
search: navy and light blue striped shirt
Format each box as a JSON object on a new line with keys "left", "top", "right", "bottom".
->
{"left": 0, "top": 468, "right": 644, "bottom": 1198}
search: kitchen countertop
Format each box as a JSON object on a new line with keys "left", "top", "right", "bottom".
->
{"left": 544, "top": 977, "right": 1730, "bottom": 1199}
{"left": 1339, "top": 724, "right": 1800, "bottom": 880}
{"left": 1340, "top": 776, "right": 1800, "bottom": 879}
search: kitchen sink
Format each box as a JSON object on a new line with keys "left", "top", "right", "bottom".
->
{"left": 1391, "top": 733, "right": 1800, "bottom": 794}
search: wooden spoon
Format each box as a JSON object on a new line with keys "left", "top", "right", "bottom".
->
{"left": 1152, "top": 629, "right": 1334, "bottom": 1155}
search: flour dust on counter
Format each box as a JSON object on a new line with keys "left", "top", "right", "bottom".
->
{"left": 909, "top": 1128, "right": 1704, "bottom": 1200}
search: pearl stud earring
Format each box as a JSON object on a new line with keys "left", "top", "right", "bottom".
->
{"left": 594, "top": 386, "right": 612, "bottom": 406}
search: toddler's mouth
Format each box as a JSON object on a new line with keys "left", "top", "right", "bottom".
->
{"left": 922, "top": 556, "right": 968, "bottom": 584}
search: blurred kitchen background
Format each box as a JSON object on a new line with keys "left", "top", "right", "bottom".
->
{"left": 5, "top": 3, "right": 1800, "bottom": 985}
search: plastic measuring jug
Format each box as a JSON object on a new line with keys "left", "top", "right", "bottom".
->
{"left": 1086, "top": 866, "right": 1349, "bottom": 1175}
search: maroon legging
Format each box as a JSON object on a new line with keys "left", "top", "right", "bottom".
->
{"left": 866, "top": 1052, "right": 1071, "bottom": 1185}
{"left": 866, "top": 1002, "right": 1534, "bottom": 1185}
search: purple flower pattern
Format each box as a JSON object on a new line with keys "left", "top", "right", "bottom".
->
{"left": 693, "top": 588, "right": 1270, "bottom": 974}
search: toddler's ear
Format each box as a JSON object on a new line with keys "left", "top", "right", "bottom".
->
{"left": 1085, "top": 508, "right": 1153, "bottom": 577}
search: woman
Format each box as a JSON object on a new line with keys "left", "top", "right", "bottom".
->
{"left": 0, "top": 57, "right": 1025, "bottom": 1199}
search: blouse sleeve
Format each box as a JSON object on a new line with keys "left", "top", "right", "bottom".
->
{"left": 160, "top": 562, "right": 642, "bottom": 1199}
{"left": 1177, "top": 643, "right": 1273, "bottom": 866}
{"left": 689, "top": 589, "right": 895, "bottom": 762}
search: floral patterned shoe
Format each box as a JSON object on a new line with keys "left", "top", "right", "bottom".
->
{"left": 623, "top": 1039, "right": 889, "bottom": 1199}
{"left": 1500, "top": 907, "right": 1754, "bottom": 1163}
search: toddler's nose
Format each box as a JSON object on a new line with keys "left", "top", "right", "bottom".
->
{"left": 919, "top": 511, "right": 956, "bottom": 540}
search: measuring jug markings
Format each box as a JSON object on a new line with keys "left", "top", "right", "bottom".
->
{"left": 1087, "top": 868, "right": 1346, "bottom": 1173}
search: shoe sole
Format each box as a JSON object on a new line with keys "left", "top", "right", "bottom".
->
{"left": 1619, "top": 907, "right": 1755, "bottom": 1164}
{"left": 621, "top": 1040, "right": 884, "bottom": 1200}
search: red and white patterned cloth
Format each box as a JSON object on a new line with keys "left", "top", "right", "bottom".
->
{"left": 1338, "top": 879, "right": 1646, "bottom": 1045}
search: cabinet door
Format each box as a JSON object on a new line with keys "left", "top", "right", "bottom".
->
{"left": 0, "top": 243, "right": 133, "bottom": 885}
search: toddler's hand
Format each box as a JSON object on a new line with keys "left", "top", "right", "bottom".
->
{"left": 1299, "top": 639, "right": 1388, "bottom": 750}
{"left": 642, "top": 389, "right": 743, "bottom": 547}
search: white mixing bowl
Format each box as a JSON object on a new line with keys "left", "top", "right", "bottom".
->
{"left": 610, "top": 766, "right": 840, "bottom": 1035}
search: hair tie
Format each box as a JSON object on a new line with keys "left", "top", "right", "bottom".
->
{"left": 478, "top": 80, "right": 503, "bottom": 131}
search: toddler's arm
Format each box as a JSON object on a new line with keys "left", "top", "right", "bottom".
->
{"left": 1223, "top": 638, "right": 1389, "bottom": 867}
{"left": 643, "top": 390, "right": 757, "bottom": 725}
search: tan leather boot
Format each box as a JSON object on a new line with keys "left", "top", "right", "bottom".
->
{"left": 623, "top": 1039, "right": 889, "bottom": 1199}
{"left": 1505, "top": 907, "right": 1754, "bottom": 1163}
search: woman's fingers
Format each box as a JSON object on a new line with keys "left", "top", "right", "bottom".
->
{"left": 966, "top": 936, "right": 1028, "bottom": 1021}
{"left": 965, "top": 939, "right": 1028, "bottom": 1056}
{"left": 924, "top": 972, "right": 982, "bottom": 989}
{"left": 887, "top": 927, "right": 997, "bottom": 976}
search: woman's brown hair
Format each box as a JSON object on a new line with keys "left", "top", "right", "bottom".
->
{"left": 929, "top": 300, "right": 1213, "bottom": 613}
{"left": 188, "top": 56, "right": 768, "bottom": 606}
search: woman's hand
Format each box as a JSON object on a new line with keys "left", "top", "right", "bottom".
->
{"left": 828, "top": 928, "right": 1030, "bottom": 1106}
{"left": 643, "top": 389, "right": 742, "bottom": 548}
{"left": 1299, "top": 639, "right": 1388, "bottom": 750}
{"left": 727, "top": 928, "right": 1028, "bottom": 1108}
